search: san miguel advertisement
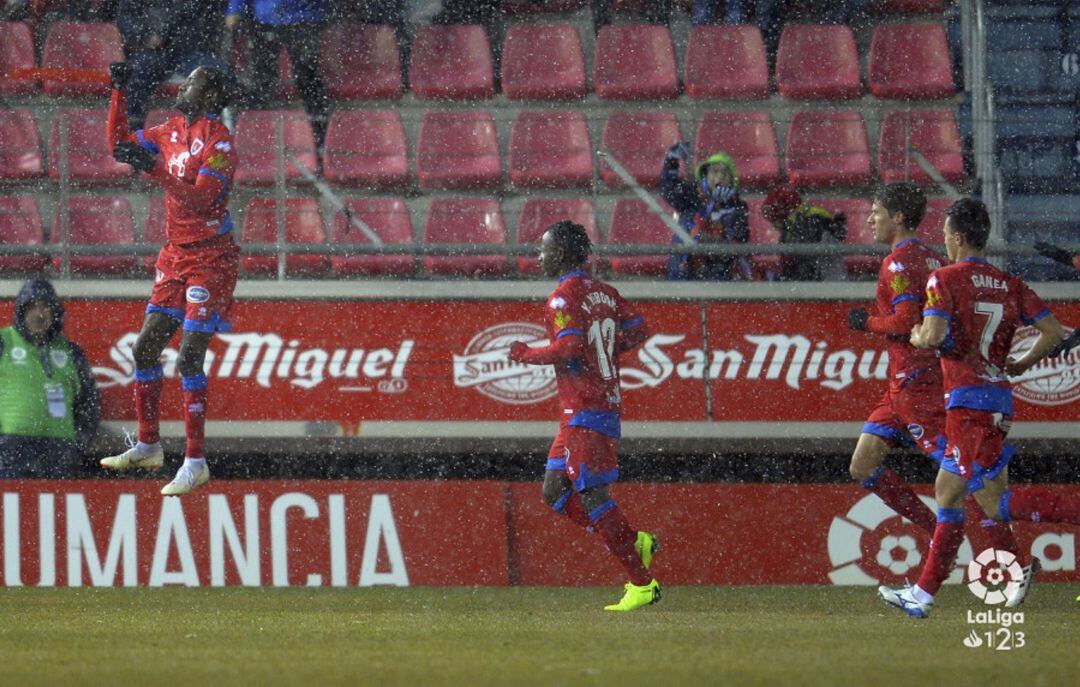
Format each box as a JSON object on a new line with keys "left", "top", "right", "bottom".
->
{"left": 2, "top": 481, "right": 1077, "bottom": 587}
{"left": 0, "top": 299, "right": 1077, "bottom": 429}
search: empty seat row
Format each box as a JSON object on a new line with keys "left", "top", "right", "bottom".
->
{"left": 0, "top": 194, "right": 954, "bottom": 279}
{"left": 0, "top": 107, "right": 964, "bottom": 190}
{"left": 0, "top": 20, "right": 956, "bottom": 102}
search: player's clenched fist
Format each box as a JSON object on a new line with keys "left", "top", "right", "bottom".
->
{"left": 508, "top": 341, "right": 530, "bottom": 362}
{"left": 113, "top": 141, "right": 156, "bottom": 173}
{"left": 109, "top": 62, "right": 131, "bottom": 90}
{"left": 847, "top": 307, "right": 869, "bottom": 331}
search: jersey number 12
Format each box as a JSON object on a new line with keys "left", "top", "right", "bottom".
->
{"left": 588, "top": 318, "right": 617, "bottom": 380}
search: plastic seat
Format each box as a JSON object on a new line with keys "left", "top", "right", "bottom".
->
{"left": 785, "top": 110, "right": 872, "bottom": 188}
{"left": 0, "top": 196, "right": 46, "bottom": 274}
{"left": 607, "top": 198, "right": 673, "bottom": 277}
{"left": 323, "top": 110, "right": 408, "bottom": 188}
{"left": 868, "top": 24, "right": 955, "bottom": 99}
{"left": 48, "top": 109, "right": 132, "bottom": 183}
{"left": 501, "top": 23, "right": 587, "bottom": 100}
{"left": 885, "top": 0, "right": 945, "bottom": 11}
{"left": 878, "top": 110, "right": 964, "bottom": 185}
{"left": 808, "top": 197, "right": 876, "bottom": 274}
{"left": 41, "top": 22, "right": 122, "bottom": 97}
{"left": 516, "top": 198, "right": 599, "bottom": 274}
{"left": 919, "top": 196, "right": 952, "bottom": 237}
{"left": 409, "top": 25, "right": 494, "bottom": 100}
{"left": 141, "top": 195, "right": 167, "bottom": 273}
{"left": 422, "top": 198, "right": 509, "bottom": 277}
{"left": 685, "top": 25, "right": 769, "bottom": 100}
{"left": 508, "top": 110, "right": 593, "bottom": 189}
{"left": 321, "top": 24, "right": 403, "bottom": 100}
{"left": 0, "top": 22, "right": 37, "bottom": 96}
{"left": 330, "top": 197, "right": 414, "bottom": 277}
{"left": 594, "top": 24, "right": 679, "bottom": 100}
{"left": 232, "top": 111, "right": 317, "bottom": 186}
{"left": 416, "top": 111, "right": 501, "bottom": 190}
{"left": 776, "top": 25, "right": 862, "bottom": 100}
{"left": 600, "top": 111, "right": 682, "bottom": 188}
{"left": 228, "top": 38, "right": 297, "bottom": 101}
{"left": 52, "top": 196, "right": 136, "bottom": 276}
{"left": 744, "top": 197, "right": 781, "bottom": 280}
{"left": 240, "top": 198, "right": 329, "bottom": 276}
{"left": 694, "top": 111, "right": 781, "bottom": 190}
{"left": 0, "top": 109, "right": 43, "bottom": 180}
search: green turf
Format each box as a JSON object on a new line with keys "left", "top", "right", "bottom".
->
{"left": 0, "top": 585, "right": 1076, "bottom": 686}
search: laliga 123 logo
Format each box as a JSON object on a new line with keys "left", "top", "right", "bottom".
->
{"left": 966, "top": 548, "right": 1023, "bottom": 605}
{"left": 452, "top": 323, "right": 556, "bottom": 405}
{"left": 827, "top": 493, "right": 972, "bottom": 585}
{"left": 1009, "top": 326, "right": 1080, "bottom": 406}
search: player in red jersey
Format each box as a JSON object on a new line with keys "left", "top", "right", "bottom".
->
{"left": 880, "top": 198, "right": 1080, "bottom": 618}
{"left": 846, "top": 185, "right": 1023, "bottom": 559}
{"left": 99, "top": 62, "right": 238, "bottom": 496}
{"left": 507, "top": 221, "right": 660, "bottom": 612}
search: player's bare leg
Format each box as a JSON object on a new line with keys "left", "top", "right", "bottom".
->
{"left": 162, "top": 329, "right": 213, "bottom": 496}
{"left": 851, "top": 433, "right": 935, "bottom": 533}
{"left": 578, "top": 485, "right": 661, "bottom": 611}
{"left": 101, "top": 313, "right": 178, "bottom": 471}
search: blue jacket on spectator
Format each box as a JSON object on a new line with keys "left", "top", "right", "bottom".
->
{"left": 227, "top": 0, "right": 324, "bottom": 25}
{"left": 660, "top": 147, "right": 750, "bottom": 281}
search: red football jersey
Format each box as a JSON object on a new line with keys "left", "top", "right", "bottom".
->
{"left": 924, "top": 257, "right": 1051, "bottom": 410}
{"left": 543, "top": 271, "right": 644, "bottom": 437}
{"left": 875, "top": 238, "right": 945, "bottom": 386}
{"left": 108, "top": 90, "right": 237, "bottom": 245}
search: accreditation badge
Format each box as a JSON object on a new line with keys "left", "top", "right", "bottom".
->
{"left": 44, "top": 383, "right": 68, "bottom": 419}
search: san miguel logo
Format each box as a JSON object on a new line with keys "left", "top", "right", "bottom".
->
{"left": 1009, "top": 326, "right": 1080, "bottom": 406}
{"left": 93, "top": 332, "right": 413, "bottom": 393}
{"left": 453, "top": 323, "right": 556, "bottom": 405}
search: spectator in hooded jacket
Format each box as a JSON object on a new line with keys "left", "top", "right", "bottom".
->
{"left": 0, "top": 279, "right": 100, "bottom": 478}
{"left": 661, "top": 143, "right": 750, "bottom": 281}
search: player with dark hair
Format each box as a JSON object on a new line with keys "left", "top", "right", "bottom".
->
{"left": 880, "top": 198, "right": 1080, "bottom": 618}
{"left": 100, "top": 62, "right": 239, "bottom": 496}
{"left": 507, "top": 221, "right": 661, "bottom": 612}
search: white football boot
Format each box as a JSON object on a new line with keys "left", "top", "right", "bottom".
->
{"left": 879, "top": 583, "right": 932, "bottom": 619}
{"left": 1005, "top": 557, "right": 1041, "bottom": 608}
{"left": 101, "top": 434, "right": 164, "bottom": 471}
{"left": 160, "top": 462, "right": 211, "bottom": 496}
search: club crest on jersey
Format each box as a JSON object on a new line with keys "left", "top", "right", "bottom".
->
{"left": 554, "top": 311, "right": 572, "bottom": 329}
{"left": 186, "top": 286, "right": 211, "bottom": 303}
{"left": 890, "top": 274, "right": 910, "bottom": 295}
{"left": 189, "top": 138, "right": 204, "bottom": 155}
{"left": 170, "top": 132, "right": 178, "bottom": 142}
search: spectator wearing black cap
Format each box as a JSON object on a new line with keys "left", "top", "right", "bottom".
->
{"left": 762, "top": 184, "right": 847, "bottom": 281}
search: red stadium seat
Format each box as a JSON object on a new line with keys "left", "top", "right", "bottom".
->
{"left": 232, "top": 111, "right": 317, "bottom": 186}
{"left": 808, "top": 197, "right": 877, "bottom": 274}
{"left": 685, "top": 25, "right": 769, "bottom": 100}
{"left": 594, "top": 24, "right": 679, "bottom": 100}
{"left": 868, "top": 24, "right": 955, "bottom": 100}
{"left": 776, "top": 25, "right": 862, "bottom": 100}
{"left": 0, "top": 109, "right": 43, "bottom": 180}
{"left": 600, "top": 111, "right": 682, "bottom": 188}
{"left": 0, "top": 22, "right": 38, "bottom": 96}
{"left": 48, "top": 109, "right": 132, "bottom": 183}
{"left": 607, "top": 198, "right": 672, "bottom": 277}
{"left": 515, "top": 198, "right": 599, "bottom": 274}
{"left": 918, "top": 196, "right": 952, "bottom": 239}
{"left": 501, "top": 24, "right": 587, "bottom": 101}
{"left": 141, "top": 195, "right": 167, "bottom": 273}
{"left": 0, "top": 196, "right": 47, "bottom": 274}
{"left": 422, "top": 198, "right": 509, "bottom": 277}
{"left": 409, "top": 25, "right": 494, "bottom": 100}
{"left": 41, "top": 22, "right": 122, "bottom": 97}
{"left": 321, "top": 24, "right": 403, "bottom": 100}
{"left": 785, "top": 110, "right": 872, "bottom": 188}
{"left": 885, "top": 0, "right": 945, "bottom": 13}
{"left": 416, "top": 111, "right": 501, "bottom": 190}
{"left": 323, "top": 110, "right": 408, "bottom": 188}
{"left": 744, "top": 197, "right": 781, "bottom": 280}
{"left": 878, "top": 110, "right": 964, "bottom": 186}
{"left": 694, "top": 111, "right": 781, "bottom": 190}
{"left": 508, "top": 110, "right": 593, "bottom": 190}
{"left": 329, "top": 197, "right": 415, "bottom": 277}
{"left": 52, "top": 196, "right": 136, "bottom": 276}
{"left": 229, "top": 40, "right": 297, "bottom": 101}
{"left": 240, "top": 198, "right": 329, "bottom": 276}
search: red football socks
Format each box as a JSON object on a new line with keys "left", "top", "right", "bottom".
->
{"left": 869, "top": 468, "right": 936, "bottom": 534}
{"left": 593, "top": 503, "right": 650, "bottom": 586}
{"left": 1008, "top": 487, "right": 1080, "bottom": 524}
{"left": 916, "top": 508, "right": 965, "bottom": 596}
{"left": 183, "top": 387, "right": 207, "bottom": 460}
{"left": 134, "top": 376, "right": 162, "bottom": 445}
{"left": 969, "top": 499, "right": 1023, "bottom": 563}
{"left": 559, "top": 493, "right": 593, "bottom": 531}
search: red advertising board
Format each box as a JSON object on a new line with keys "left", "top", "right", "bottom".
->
{"left": 3, "top": 480, "right": 1078, "bottom": 587}
{"left": 0, "top": 298, "right": 1075, "bottom": 429}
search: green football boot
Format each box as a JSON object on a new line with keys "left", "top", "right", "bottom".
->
{"left": 604, "top": 579, "right": 661, "bottom": 612}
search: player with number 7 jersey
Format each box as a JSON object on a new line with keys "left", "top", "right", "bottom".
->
{"left": 508, "top": 221, "right": 660, "bottom": 612}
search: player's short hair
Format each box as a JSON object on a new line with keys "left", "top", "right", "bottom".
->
{"left": 873, "top": 183, "right": 926, "bottom": 230}
{"left": 945, "top": 198, "right": 991, "bottom": 248}
{"left": 548, "top": 220, "right": 592, "bottom": 266}
{"left": 198, "top": 65, "right": 231, "bottom": 113}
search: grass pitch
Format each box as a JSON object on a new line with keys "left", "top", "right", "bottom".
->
{"left": 0, "top": 585, "right": 1076, "bottom": 686}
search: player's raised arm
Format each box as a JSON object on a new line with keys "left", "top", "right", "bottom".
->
{"left": 106, "top": 62, "right": 136, "bottom": 149}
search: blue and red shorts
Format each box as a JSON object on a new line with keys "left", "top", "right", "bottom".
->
{"left": 148, "top": 237, "right": 239, "bottom": 333}
{"left": 862, "top": 374, "right": 946, "bottom": 456}
{"left": 545, "top": 425, "right": 619, "bottom": 493}
{"left": 942, "top": 407, "right": 1013, "bottom": 492}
